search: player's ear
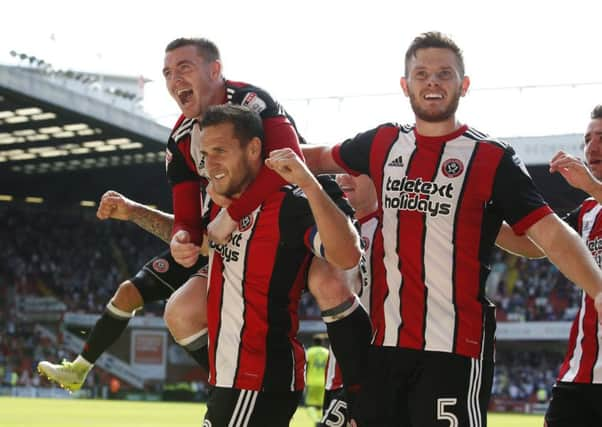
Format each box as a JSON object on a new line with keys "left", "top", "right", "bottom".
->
{"left": 460, "top": 75, "right": 470, "bottom": 96}
{"left": 400, "top": 77, "right": 409, "bottom": 97}
{"left": 210, "top": 60, "right": 222, "bottom": 81}
{"left": 248, "top": 137, "right": 262, "bottom": 159}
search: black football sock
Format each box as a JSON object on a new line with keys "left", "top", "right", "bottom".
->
{"left": 177, "top": 329, "right": 209, "bottom": 372}
{"left": 322, "top": 296, "right": 372, "bottom": 414}
{"left": 81, "top": 302, "right": 134, "bottom": 363}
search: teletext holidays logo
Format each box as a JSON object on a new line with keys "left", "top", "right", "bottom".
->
{"left": 384, "top": 176, "right": 453, "bottom": 216}
{"left": 210, "top": 234, "right": 243, "bottom": 262}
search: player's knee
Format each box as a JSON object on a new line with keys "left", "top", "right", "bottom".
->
{"left": 112, "top": 281, "right": 143, "bottom": 313}
{"left": 164, "top": 291, "right": 207, "bottom": 336}
{"left": 308, "top": 259, "right": 353, "bottom": 309}
{"left": 163, "top": 294, "right": 184, "bottom": 333}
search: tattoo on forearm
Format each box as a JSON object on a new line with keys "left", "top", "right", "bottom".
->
{"left": 130, "top": 205, "right": 174, "bottom": 244}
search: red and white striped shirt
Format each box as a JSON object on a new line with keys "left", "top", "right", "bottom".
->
{"left": 333, "top": 123, "right": 552, "bottom": 359}
{"left": 206, "top": 178, "right": 353, "bottom": 391}
{"left": 558, "top": 198, "right": 602, "bottom": 383}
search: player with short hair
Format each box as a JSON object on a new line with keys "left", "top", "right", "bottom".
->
{"left": 193, "top": 104, "right": 361, "bottom": 426}
{"left": 503, "top": 105, "right": 602, "bottom": 427}
{"left": 38, "top": 37, "right": 372, "bottom": 397}
{"left": 543, "top": 105, "right": 602, "bottom": 427}
{"left": 302, "top": 31, "right": 602, "bottom": 426}
{"left": 37, "top": 190, "right": 208, "bottom": 391}
{"left": 321, "top": 173, "right": 379, "bottom": 427}
{"left": 163, "top": 37, "right": 371, "bottom": 413}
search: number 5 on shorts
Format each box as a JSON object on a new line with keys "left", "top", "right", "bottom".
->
{"left": 437, "top": 398, "right": 458, "bottom": 427}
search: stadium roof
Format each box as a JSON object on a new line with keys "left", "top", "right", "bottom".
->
{"left": 0, "top": 63, "right": 587, "bottom": 213}
{"left": 0, "top": 64, "right": 173, "bottom": 209}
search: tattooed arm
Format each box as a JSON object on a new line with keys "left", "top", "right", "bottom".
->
{"left": 96, "top": 190, "right": 174, "bottom": 243}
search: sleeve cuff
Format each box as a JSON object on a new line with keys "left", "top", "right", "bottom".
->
{"left": 332, "top": 144, "right": 362, "bottom": 177}
{"left": 511, "top": 205, "right": 554, "bottom": 235}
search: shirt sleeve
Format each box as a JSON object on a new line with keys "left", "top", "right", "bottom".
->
{"left": 331, "top": 127, "right": 380, "bottom": 176}
{"left": 166, "top": 135, "right": 205, "bottom": 245}
{"left": 491, "top": 146, "right": 553, "bottom": 235}
{"left": 562, "top": 206, "right": 581, "bottom": 232}
{"left": 171, "top": 181, "right": 204, "bottom": 245}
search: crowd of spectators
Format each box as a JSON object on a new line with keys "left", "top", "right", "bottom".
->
{"left": 0, "top": 203, "right": 165, "bottom": 315}
{"left": 486, "top": 249, "right": 583, "bottom": 322}
{"left": 0, "top": 203, "right": 165, "bottom": 393}
{"left": 0, "top": 203, "right": 585, "bottom": 403}
{"left": 492, "top": 350, "right": 563, "bottom": 403}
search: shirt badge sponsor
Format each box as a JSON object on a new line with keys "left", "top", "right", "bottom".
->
{"left": 241, "top": 92, "right": 267, "bottom": 114}
{"left": 441, "top": 158, "right": 464, "bottom": 178}
{"left": 152, "top": 258, "right": 169, "bottom": 273}
{"left": 238, "top": 215, "right": 254, "bottom": 232}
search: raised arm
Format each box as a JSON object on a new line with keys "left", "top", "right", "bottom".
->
{"left": 549, "top": 150, "right": 602, "bottom": 203}
{"left": 301, "top": 145, "right": 345, "bottom": 175}
{"left": 267, "top": 148, "right": 361, "bottom": 269}
{"left": 97, "top": 190, "right": 174, "bottom": 244}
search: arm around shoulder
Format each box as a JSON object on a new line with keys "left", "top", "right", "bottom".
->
{"left": 301, "top": 145, "right": 344, "bottom": 175}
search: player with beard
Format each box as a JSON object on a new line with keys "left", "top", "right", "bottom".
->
{"left": 192, "top": 105, "right": 362, "bottom": 426}
{"left": 37, "top": 38, "right": 372, "bottom": 398}
{"left": 162, "top": 37, "right": 371, "bottom": 416}
{"left": 302, "top": 32, "right": 602, "bottom": 426}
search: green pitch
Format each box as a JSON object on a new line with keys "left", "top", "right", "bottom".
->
{"left": 0, "top": 397, "right": 543, "bottom": 426}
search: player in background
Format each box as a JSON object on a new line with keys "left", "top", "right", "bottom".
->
{"left": 302, "top": 32, "right": 602, "bottom": 426}
{"left": 305, "top": 334, "right": 330, "bottom": 425}
{"left": 37, "top": 193, "right": 208, "bottom": 391}
{"left": 163, "top": 37, "right": 371, "bottom": 413}
{"left": 321, "top": 173, "right": 379, "bottom": 427}
{"left": 544, "top": 105, "right": 602, "bottom": 426}
{"left": 191, "top": 105, "right": 361, "bottom": 426}
{"left": 496, "top": 105, "right": 602, "bottom": 427}
{"left": 38, "top": 37, "right": 372, "bottom": 397}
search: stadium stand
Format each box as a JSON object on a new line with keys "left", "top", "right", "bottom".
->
{"left": 0, "top": 60, "right": 592, "bottom": 411}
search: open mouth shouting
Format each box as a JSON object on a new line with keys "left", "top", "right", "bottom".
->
{"left": 177, "top": 88, "right": 194, "bottom": 105}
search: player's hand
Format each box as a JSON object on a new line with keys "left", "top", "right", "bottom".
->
{"left": 549, "top": 150, "right": 599, "bottom": 193}
{"left": 266, "top": 148, "right": 316, "bottom": 190}
{"left": 170, "top": 230, "right": 201, "bottom": 267}
{"left": 207, "top": 209, "right": 237, "bottom": 245}
{"left": 207, "top": 181, "right": 232, "bottom": 208}
{"left": 96, "top": 190, "right": 136, "bottom": 221}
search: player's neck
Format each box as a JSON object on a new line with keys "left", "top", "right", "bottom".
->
{"left": 414, "top": 117, "right": 462, "bottom": 138}
{"left": 229, "top": 164, "right": 261, "bottom": 199}
{"left": 211, "top": 79, "right": 227, "bottom": 106}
